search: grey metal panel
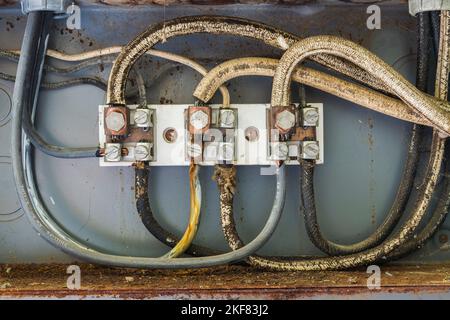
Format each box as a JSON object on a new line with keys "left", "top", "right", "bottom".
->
{"left": 0, "top": 3, "right": 448, "bottom": 264}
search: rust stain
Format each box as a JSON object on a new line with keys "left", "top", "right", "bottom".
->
{"left": 96, "top": 0, "right": 405, "bottom": 6}
{"left": 0, "top": 0, "right": 17, "bottom": 6}
{"left": 367, "top": 116, "right": 376, "bottom": 226}
{"left": 1, "top": 263, "right": 450, "bottom": 299}
{"left": 0, "top": 0, "right": 406, "bottom": 6}
{"left": 0, "top": 0, "right": 408, "bottom": 7}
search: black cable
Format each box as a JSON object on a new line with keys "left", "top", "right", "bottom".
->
{"left": 299, "top": 11, "right": 432, "bottom": 256}
{"left": 13, "top": 12, "right": 287, "bottom": 268}
{"left": 430, "top": 11, "right": 441, "bottom": 56}
{"left": 384, "top": 10, "right": 450, "bottom": 261}
{"left": 14, "top": 12, "right": 99, "bottom": 159}
{"left": 135, "top": 163, "right": 221, "bottom": 257}
{"left": 21, "top": 97, "right": 100, "bottom": 158}
{"left": 386, "top": 140, "right": 450, "bottom": 260}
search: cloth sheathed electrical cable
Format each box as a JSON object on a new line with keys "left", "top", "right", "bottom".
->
{"left": 11, "top": 13, "right": 450, "bottom": 268}
{"left": 9, "top": 41, "right": 226, "bottom": 256}
{"left": 6, "top": 41, "right": 226, "bottom": 255}
{"left": 194, "top": 56, "right": 423, "bottom": 255}
{"left": 105, "top": 15, "right": 406, "bottom": 106}
{"left": 135, "top": 163, "right": 221, "bottom": 256}
{"left": 13, "top": 14, "right": 298, "bottom": 262}
{"left": 299, "top": 11, "right": 433, "bottom": 256}
{"left": 300, "top": 12, "right": 450, "bottom": 258}
{"left": 104, "top": 15, "right": 449, "bottom": 259}
{"left": 12, "top": 12, "right": 289, "bottom": 268}
{"left": 385, "top": 11, "right": 450, "bottom": 260}
{"left": 212, "top": 32, "right": 449, "bottom": 270}
{"left": 194, "top": 57, "right": 433, "bottom": 127}
{"left": 193, "top": 12, "right": 433, "bottom": 256}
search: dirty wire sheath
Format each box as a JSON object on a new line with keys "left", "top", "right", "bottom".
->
{"left": 250, "top": 37, "right": 445, "bottom": 270}
{"left": 193, "top": 57, "right": 431, "bottom": 126}
{"left": 106, "top": 15, "right": 393, "bottom": 105}
{"left": 194, "top": 46, "right": 427, "bottom": 257}
{"left": 135, "top": 164, "right": 221, "bottom": 257}
{"left": 385, "top": 10, "right": 450, "bottom": 260}
{"left": 0, "top": 71, "right": 108, "bottom": 90}
{"left": 299, "top": 11, "right": 432, "bottom": 256}
{"left": 270, "top": 36, "right": 450, "bottom": 136}
{"left": 198, "top": 56, "right": 420, "bottom": 255}
{"left": 222, "top": 129, "right": 444, "bottom": 271}
{"left": 13, "top": 12, "right": 289, "bottom": 268}
{"left": 162, "top": 163, "right": 202, "bottom": 258}
{"left": 216, "top": 34, "right": 446, "bottom": 270}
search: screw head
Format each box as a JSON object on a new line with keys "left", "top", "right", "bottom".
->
{"left": 105, "top": 111, "right": 126, "bottom": 132}
{"left": 272, "top": 142, "right": 289, "bottom": 160}
{"left": 187, "top": 143, "right": 202, "bottom": 158}
{"left": 134, "top": 144, "right": 150, "bottom": 161}
{"left": 190, "top": 110, "right": 209, "bottom": 130}
{"left": 303, "top": 108, "right": 319, "bottom": 126}
{"left": 104, "top": 144, "right": 121, "bottom": 162}
{"left": 303, "top": 141, "right": 320, "bottom": 159}
{"left": 275, "top": 110, "right": 296, "bottom": 132}
{"left": 134, "top": 109, "right": 150, "bottom": 126}
{"left": 220, "top": 109, "right": 236, "bottom": 128}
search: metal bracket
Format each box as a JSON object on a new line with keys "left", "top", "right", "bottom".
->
{"left": 21, "top": 0, "right": 70, "bottom": 14}
{"left": 409, "top": 0, "right": 450, "bottom": 16}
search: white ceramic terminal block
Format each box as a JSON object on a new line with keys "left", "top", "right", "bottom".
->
{"left": 98, "top": 104, "right": 324, "bottom": 167}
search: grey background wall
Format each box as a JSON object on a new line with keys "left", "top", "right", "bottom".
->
{"left": 0, "top": 2, "right": 448, "bottom": 263}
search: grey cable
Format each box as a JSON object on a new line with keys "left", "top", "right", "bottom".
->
{"left": 12, "top": 13, "right": 287, "bottom": 268}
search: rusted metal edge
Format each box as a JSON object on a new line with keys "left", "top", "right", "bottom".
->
{"left": 2, "top": 263, "right": 450, "bottom": 298}
{"left": 1, "top": 286, "right": 449, "bottom": 299}
{"left": 0, "top": 0, "right": 408, "bottom": 8}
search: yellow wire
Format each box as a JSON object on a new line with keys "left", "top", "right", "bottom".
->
{"left": 163, "top": 163, "right": 201, "bottom": 258}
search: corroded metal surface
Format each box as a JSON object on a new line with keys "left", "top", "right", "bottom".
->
{"left": 0, "top": 0, "right": 409, "bottom": 7}
{"left": 1, "top": 263, "right": 450, "bottom": 299}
